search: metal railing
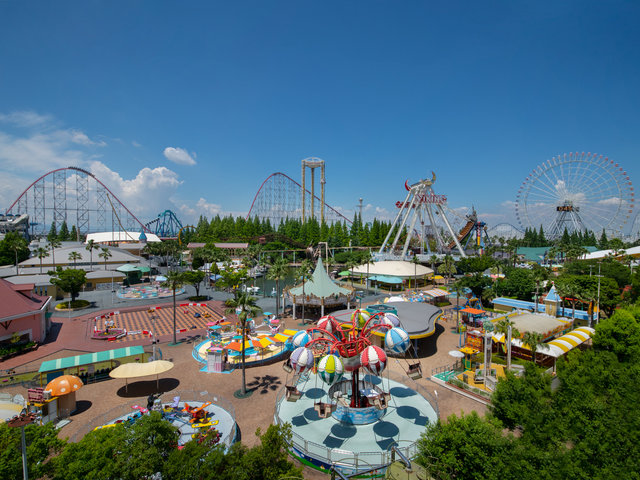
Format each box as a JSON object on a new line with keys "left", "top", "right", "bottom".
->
{"left": 69, "top": 390, "right": 236, "bottom": 446}
{"left": 274, "top": 369, "right": 437, "bottom": 474}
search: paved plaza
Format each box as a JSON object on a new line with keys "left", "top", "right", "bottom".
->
{"left": 1, "top": 284, "right": 487, "bottom": 478}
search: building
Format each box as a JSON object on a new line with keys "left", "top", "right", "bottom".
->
{"left": 0, "top": 214, "right": 29, "bottom": 239}
{"left": 0, "top": 278, "right": 51, "bottom": 345}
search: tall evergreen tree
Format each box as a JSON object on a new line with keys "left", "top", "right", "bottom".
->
{"left": 58, "top": 221, "right": 70, "bottom": 241}
{"left": 47, "top": 222, "right": 58, "bottom": 242}
{"left": 599, "top": 228, "right": 609, "bottom": 249}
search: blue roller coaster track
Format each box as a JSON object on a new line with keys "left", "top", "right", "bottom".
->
{"left": 145, "top": 210, "right": 183, "bottom": 238}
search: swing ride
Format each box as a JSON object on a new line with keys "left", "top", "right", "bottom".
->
{"left": 275, "top": 309, "right": 439, "bottom": 474}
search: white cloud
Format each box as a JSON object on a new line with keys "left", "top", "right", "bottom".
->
{"left": 195, "top": 198, "right": 222, "bottom": 216}
{"left": 364, "top": 204, "right": 373, "bottom": 212}
{"left": 163, "top": 147, "right": 196, "bottom": 166}
{"left": 132, "top": 140, "right": 141, "bottom": 147}
{"left": 0, "top": 111, "right": 54, "bottom": 128}
{"left": 89, "top": 161, "right": 182, "bottom": 216}
{"left": 69, "top": 129, "right": 106, "bottom": 147}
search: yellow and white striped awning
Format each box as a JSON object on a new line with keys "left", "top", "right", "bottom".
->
{"left": 546, "top": 327, "right": 595, "bottom": 357}
{"left": 491, "top": 327, "right": 595, "bottom": 357}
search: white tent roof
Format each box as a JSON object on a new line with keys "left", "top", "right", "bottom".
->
{"left": 582, "top": 245, "right": 640, "bottom": 260}
{"left": 86, "top": 231, "right": 161, "bottom": 243}
{"left": 350, "top": 260, "right": 433, "bottom": 279}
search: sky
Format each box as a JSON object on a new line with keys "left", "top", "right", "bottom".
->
{"left": 1, "top": 1, "right": 639, "bottom": 235}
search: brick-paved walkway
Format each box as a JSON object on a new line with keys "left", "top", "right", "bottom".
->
{"left": 2, "top": 295, "right": 486, "bottom": 479}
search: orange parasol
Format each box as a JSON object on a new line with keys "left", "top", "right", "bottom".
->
{"left": 45, "top": 375, "right": 83, "bottom": 396}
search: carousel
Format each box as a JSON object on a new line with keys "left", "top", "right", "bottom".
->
{"left": 275, "top": 309, "right": 439, "bottom": 474}
{"left": 283, "top": 257, "right": 357, "bottom": 318}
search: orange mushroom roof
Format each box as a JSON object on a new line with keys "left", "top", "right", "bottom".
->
{"left": 45, "top": 375, "right": 83, "bottom": 396}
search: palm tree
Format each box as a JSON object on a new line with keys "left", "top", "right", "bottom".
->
{"left": 345, "top": 259, "right": 358, "bottom": 288}
{"left": 522, "top": 331, "right": 550, "bottom": 364}
{"left": 495, "top": 316, "right": 520, "bottom": 371}
{"left": 442, "top": 254, "right": 454, "bottom": 286}
{"left": 6, "top": 234, "right": 28, "bottom": 276}
{"left": 267, "top": 258, "right": 289, "bottom": 318}
{"left": 161, "top": 271, "right": 185, "bottom": 345}
{"left": 35, "top": 247, "right": 50, "bottom": 274}
{"left": 554, "top": 281, "right": 569, "bottom": 317}
{"left": 578, "top": 287, "right": 598, "bottom": 328}
{"left": 98, "top": 247, "right": 113, "bottom": 271}
{"left": 85, "top": 239, "right": 97, "bottom": 271}
{"left": 224, "top": 291, "right": 262, "bottom": 396}
{"left": 68, "top": 251, "right": 82, "bottom": 268}
{"left": 450, "top": 282, "right": 466, "bottom": 334}
{"left": 361, "top": 250, "right": 375, "bottom": 291}
{"left": 429, "top": 254, "right": 438, "bottom": 286}
{"left": 531, "top": 268, "right": 547, "bottom": 313}
{"left": 295, "top": 259, "right": 315, "bottom": 324}
{"left": 47, "top": 240, "right": 62, "bottom": 270}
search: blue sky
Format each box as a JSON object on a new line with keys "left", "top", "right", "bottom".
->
{"left": 1, "top": 1, "right": 639, "bottom": 234}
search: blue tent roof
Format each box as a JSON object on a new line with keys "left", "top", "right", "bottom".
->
{"left": 139, "top": 230, "right": 147, "bottom": 241}
{"left": 370, "top": 275, "right": 403, "bottom": 284}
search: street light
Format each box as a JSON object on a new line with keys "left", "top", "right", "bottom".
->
{"left": 7, "top": 411, "right": 37, "bottom": 479}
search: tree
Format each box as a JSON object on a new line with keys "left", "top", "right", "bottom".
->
{"left": 345, "top": 258, "right": 358, "bottom": 287}
{"left": 68, "top": 251, "right": 82, "bottom": 268}
{"left": 47, "top": 222, "right": 58, "bottom": 242}
{"left": 294, "top": 259, "right": 314, "bottom": 323}
{"left": 58, "top": 221, "right": 70, "bottom": 241}
{"left": 182, "top": 270, "right": 206, "bottom": 298}
{"left": 531, "top": 265, "right": 548, "bottom": 313}
{"left": 360, "top": 249, "right": 376, "bottom": 290}
{"left": 267, "top": 258, "right": 288, "bottom": 317}
{"left": 49, "top": 268, "right": 87, "bottom": 303}
{"left": 0, "top": 422, "right": 65, "bottom": 480}
{"left": 429, "top": 254, "right": 438, "bottom": 286}
{"left": 495, "top": 316, "right": 520, "bottom": 371}
{"left": 52, "top": 412, "right": 179, "bottom": 480}
{"left": 69, "top": 224, "right": 78, "bottom": 242}
{"left": 161, "top": 271, "right": 185, "bottom": 345}
{"left": 598, "top": 228, "right": 609, "bottom": 249}
{"left": 592, "top": 308, "right": 640, "bottom": 362}
{"left": 503, "top": 267, "right": 535, "bottom": 301}
{"left": 3, "top": 232, "right": 28, "bottom": 275}
{"left": 98, "top": 247, "right": 112, "bottom": 270}
{"left": 521, "top": 331, "right": 550, "bottom": 364}
{"left": 85, "top": 239, "right": 96, "bottom": 271}
{"left": 439, "top": 254, "right": 456, "bottom": 285}
{"left": 48, "top": 240, "right": 62, "bottom": 269}
{"left": 224, "top": 291, "right": 262, "bottom": 396}
{"left": 35, "top": 246, "right": 50, "bottom": 274}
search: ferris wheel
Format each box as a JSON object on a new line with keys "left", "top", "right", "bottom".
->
{"left": 516, "top": 152, "right": 634, "bottom": 238}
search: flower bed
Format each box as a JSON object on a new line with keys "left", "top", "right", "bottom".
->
{"left": 0, "top": 342, "right": 38, "bottom": 361}
{"left": 92, "top": 329, "right": 127, "bottom": 341}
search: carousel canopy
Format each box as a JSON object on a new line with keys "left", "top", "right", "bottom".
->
{"left": 286, "top": 257, "right": 355, "bottom": 304}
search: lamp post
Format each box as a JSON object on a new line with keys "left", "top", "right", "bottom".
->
{"left": 7, "top": 411, "right": 37, "bottom": 480}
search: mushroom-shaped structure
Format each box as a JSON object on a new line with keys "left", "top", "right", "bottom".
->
{"left": 45, "top": 375, "right": 83, "bottom": 414}
{"left": 385, "top": 327, "right": 411, "bottom": 354}
{"left": 317, "top": 316, "right": 339, "bottom": 335}
{"left": 46, "top": 375, "right": 83, "bottom": 396}
{"left": 360, "top": 345, "right": 387, "bottom": 376}
{"left": 317, "top": 354, "right": 344, "bottom": 386}
{"left": 292, "top": 331, "right": 311, "bottom": 348}
{"left": 290, "top": 347, "right": 314, "bottom": 375}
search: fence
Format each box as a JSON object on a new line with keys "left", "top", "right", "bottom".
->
{"left": 274, "top": 369, "right": 437, "bottom": 474}
{"left": 69, "top": 390, "right": 237, "bottom": 446}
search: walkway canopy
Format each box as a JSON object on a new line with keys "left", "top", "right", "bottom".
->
{"left": 545, "top": 327, "right": 595, "bottom": 357}
{"left": 109, "top": 360, "right": 174, "bottom": 391}
{"left": 369, "top": 275, "right": 403, "bottom": 284}
{"left": 39, "top": 346, "right": 145, "bottom": 373}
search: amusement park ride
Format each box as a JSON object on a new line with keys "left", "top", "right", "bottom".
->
{"left": 378, "top": 173, "right": 491, "bottom": 259}
{"left": 276, "top": 309, "right": 437, "bottom": 473}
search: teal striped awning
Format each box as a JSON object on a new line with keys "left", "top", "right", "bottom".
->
{"left": 38, "top": 346, "right": 145, "bottom": 373}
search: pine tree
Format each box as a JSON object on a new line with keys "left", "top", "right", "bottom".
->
{"left": 70, "top": 225, "right": 78, "bottom": 242}
{"left": 599, "top": 228, "right": 609, "bottom": 249}
{"left": 58, "top": 221, "right": 70, "bottom": 241}
{"left": 47, "top": 222, "right": 58, "bottom": 242}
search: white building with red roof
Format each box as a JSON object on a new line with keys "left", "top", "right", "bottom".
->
{"left": 0, "top": 278, "right": 51, "bottom": 345}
